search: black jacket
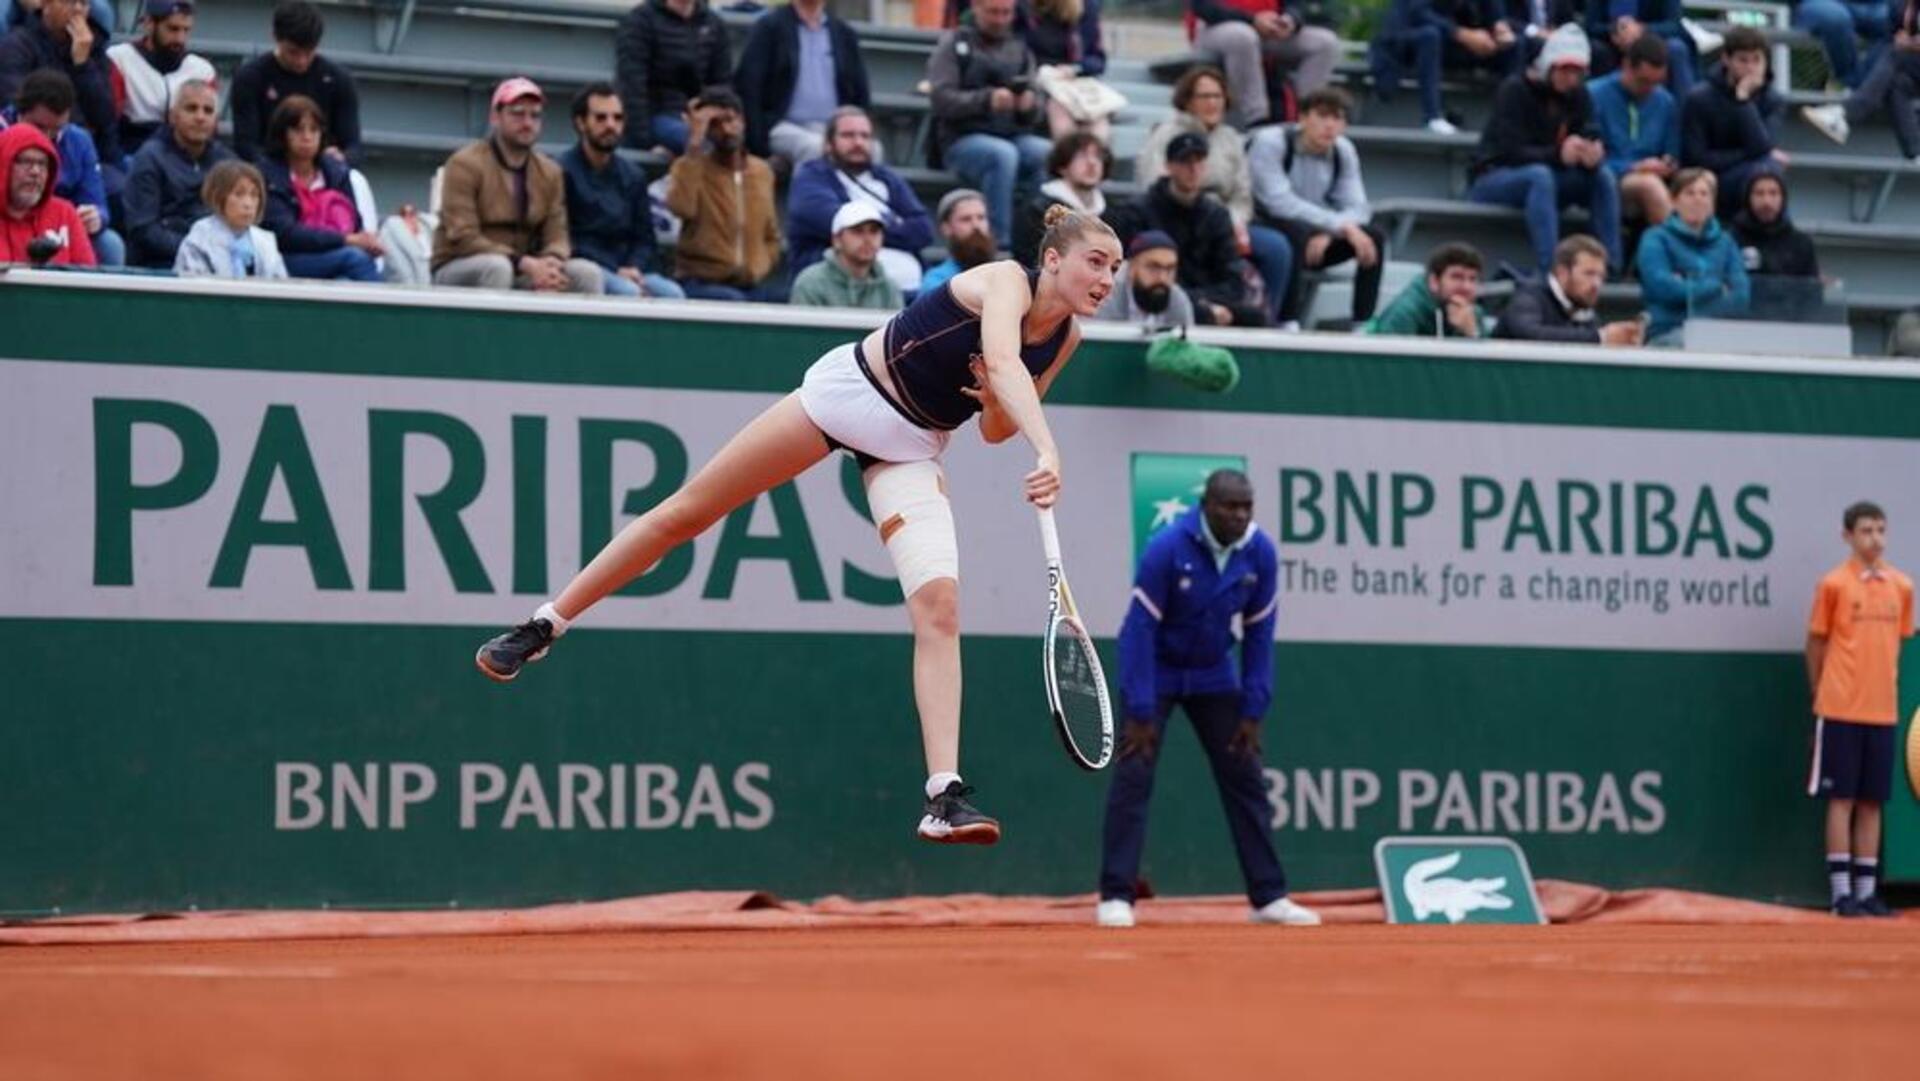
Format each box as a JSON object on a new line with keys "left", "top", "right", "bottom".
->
{"left": 1730, "top": 177, "right": 1819, "bottom": 280}
{"left": 260, "top": 153, "right": 362, "bottom": 254}
{"left": 616, "top": 0, "right": 733, "bottom": 143}
{"left": 1471, "top": 72, "right": 1598, "bottom": 178}
{"left": 1680, "top": 61, "right": 1782, "bottom": 174}
{"left": 1106, "top": 178, "right": 1248, "bottom": 311}
{"left": 0, "top": 19, "right": 121, "bottom": 167}
{"left": 733, "top": 6, "right": 871, "bottom": 158}
{"left": 1492, "top": 276, "right": 1601, "bottom": 342}
{"left": 122, "top": 130, "right": 236, "bottom": 267}
{"left": 229, "top": 52, "right": 363, "bottom": 166}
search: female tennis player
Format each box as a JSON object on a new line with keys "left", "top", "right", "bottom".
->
{"left": 476, "top": 205, "right": 1122, "bottom": 846}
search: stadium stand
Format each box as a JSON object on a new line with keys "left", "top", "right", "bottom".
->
{"left": 69, "top": 0, "right": 1920, "bottom": 353}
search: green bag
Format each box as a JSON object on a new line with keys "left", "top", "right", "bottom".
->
{"left": 1145, "top": 334, "right": 1240, "bottom": 394}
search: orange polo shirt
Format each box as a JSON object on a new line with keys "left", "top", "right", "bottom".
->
{"left": 1808, "top": 558, "right": 1915, "bottom": 725}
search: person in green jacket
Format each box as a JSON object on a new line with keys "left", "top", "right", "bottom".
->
{"left": 1364, "top": 242, "right": 1492, "bottom": 338}
{"left": 789, "top": 201, "right": 906, "bottom": 311}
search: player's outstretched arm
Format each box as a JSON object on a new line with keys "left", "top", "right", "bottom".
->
{"left": 977, "top": 262, "right": 1062, "bottom": 506}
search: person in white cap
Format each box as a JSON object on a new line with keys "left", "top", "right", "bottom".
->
{"left": 430, "top": 77, "right": 605, "bottom": 294}
{"left": 1465, "top": 22, "right": 1622, "bottom": 274}
{"left": 789, "top": 199, "right": 903, "bottom": 310}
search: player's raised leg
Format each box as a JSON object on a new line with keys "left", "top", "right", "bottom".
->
{"left": 476, "top": 393, "right": 831, "bottom": 681}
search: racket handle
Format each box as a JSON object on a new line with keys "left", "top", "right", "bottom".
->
{"left": 1036, "top": 506, "right": 1063, "bottom": 564}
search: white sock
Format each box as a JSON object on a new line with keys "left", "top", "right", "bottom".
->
{"left": 1854, "top": 857, "right": 1879, "bottom": 901}
{"left": 534, "top": 601, "right": 570, "bottom": 637}
{"left": 1828, "top": 852, "right": 1854, "bottom": 904}
{"left": 925, "top": 771, "right": 962, "bottom": 800}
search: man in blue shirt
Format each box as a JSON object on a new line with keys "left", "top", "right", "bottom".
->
{"left": 1589, "top": 33, "right": 1679, "bottom": 226}
{"left": 732, "top": 0, "right": 871, "bottom": 167}
{"left": 1097, "top": 469, "right": 1320, "bottom": 929}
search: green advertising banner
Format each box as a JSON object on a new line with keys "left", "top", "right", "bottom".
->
{"left": 5, "top": 273, "right": 1920, "bottom": 916}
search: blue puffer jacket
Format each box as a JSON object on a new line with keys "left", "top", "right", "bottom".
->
{"left": 1118, "top": 505, "right": 1279, "bottom": 722}
{"left": 1635, "top": 213, "right": 1750, "bottom": 340}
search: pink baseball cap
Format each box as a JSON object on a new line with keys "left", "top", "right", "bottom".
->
{"left": 491, "top": 77, "right": 545, "bottom": 111}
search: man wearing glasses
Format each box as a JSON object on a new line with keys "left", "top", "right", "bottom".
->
{"left": 431, "top": 77, "right": 606, "bottom": 294}
{"left": 2, "top": 120, "right": 96, "bottom": 265}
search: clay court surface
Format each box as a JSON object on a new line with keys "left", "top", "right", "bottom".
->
{"left": 5, "top": 916, "right": 1920, "bottom": 1080}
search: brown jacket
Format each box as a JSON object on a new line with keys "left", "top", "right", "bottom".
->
{"left": 431, "top": 137, "right": 571, "bottom": 270}
{"left": 667, "top": 147, "right": 780, "bottom": 285}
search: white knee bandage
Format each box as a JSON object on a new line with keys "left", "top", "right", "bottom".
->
{"left": 863, "top": 459, "right": 958, "bottom": 599}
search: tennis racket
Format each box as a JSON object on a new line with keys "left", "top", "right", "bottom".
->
{"left": 1037, "top": 507, "right": 1115, "bottom": 770}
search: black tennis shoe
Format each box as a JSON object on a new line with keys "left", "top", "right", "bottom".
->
{"left": 1857, "top": 894, "right": 1895, "bottom": 918}
{"left": 475, "top": 617, "right": 556, "bottom": 682}
{"left": 918, "top": 781, "right": 1001, "bottom": 845}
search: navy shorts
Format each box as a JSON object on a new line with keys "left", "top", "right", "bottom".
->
{"left": 1807, "top": 717, "right": 1896, "bottom": 802}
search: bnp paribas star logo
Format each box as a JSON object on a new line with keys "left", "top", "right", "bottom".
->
{"left": 1130, "top": 452, "right": 1247, "bottom": 561}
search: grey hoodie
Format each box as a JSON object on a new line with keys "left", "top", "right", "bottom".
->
{"left": 1248, "top": 126, "right": 1370, "bottom": 233}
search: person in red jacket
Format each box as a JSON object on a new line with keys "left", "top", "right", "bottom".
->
{"left": 1, "top": 121, "right": 94, "bottom": 265}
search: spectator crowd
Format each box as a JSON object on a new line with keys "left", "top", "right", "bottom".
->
{"left": 2, "top": 0, "right": 1909, "bottom": 348}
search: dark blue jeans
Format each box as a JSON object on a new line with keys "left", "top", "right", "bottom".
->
{"left": 1468, "top": 162, "right": 1622, "bottom": 271}
{"left": 1846, "top": 51, "right": 1920, "bottom": 158}
{"left": 1369, "top": 27, "right": 1444, "bottom": 122}
{"left": 1795, "top": 0, "right": 1892, "bottom": 88}
{"left": 677, "top": 277, "right": 788, "bottom": 303}
{"left": 1099, "top": 691, "right": 1289, "bottom": 908}
{"left": 1246, "top": 223, "right": 1293, "bottom": 324}
{"left": 284, "top": 245, "right": 382, "bottom": 282}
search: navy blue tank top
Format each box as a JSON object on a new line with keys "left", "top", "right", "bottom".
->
{"left": 856, "top": 267, "right": 1073, "bottom": 432}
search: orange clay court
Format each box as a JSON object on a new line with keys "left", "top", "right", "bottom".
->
{"left": 3, "top": 889, "right": 1918, "bottom": 1080}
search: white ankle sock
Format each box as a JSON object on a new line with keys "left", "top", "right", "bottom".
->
{"left": 534, "top": 602, "right": 570, "bottom": 637}
{"left": 925, "top": 772, "right": 962, "bottom": 800}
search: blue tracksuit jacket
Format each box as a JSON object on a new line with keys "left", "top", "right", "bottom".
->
{"left": 1118, "top": 506, "right": 1279, "bottom": 722}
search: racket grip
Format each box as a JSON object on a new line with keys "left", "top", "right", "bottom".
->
{"left": 1036, "top": 506, "right": 1063, "bottom": 563}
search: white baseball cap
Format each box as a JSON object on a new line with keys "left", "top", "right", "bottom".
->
{"left": 831, "top": 201, "right": 886, "bottom": 235}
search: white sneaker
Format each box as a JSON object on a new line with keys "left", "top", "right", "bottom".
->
{"left": 1095, "top": 899, "right": 1136, "bottom": 928}
{"left": 1801, "top": 104, "right": 1850, "bottom": 145}
{"left": 1424, "top": 117, "right": 1459, "bottom": 136}
{"left": 1276, "top": 319, "right": 1303, "bottom": 332}
{"left": 1250, "top": 896, "right": 1322, "bottom": 926}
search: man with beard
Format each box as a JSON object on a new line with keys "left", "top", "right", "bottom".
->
{"left": 668, "top": 86, "right": 782, "bottom": 301}
{"left": 107, "top": 0, "right": 216, "bottom": 152}
{"left": 920, "top": 188, "right": 997, "bottom": 292}
{"left": 559, "top": 80, "right": 685, "bottom": 299}
{"left": 789, "top": 200, "right": 903, "bottom": 310}
{"left": 0, "top": 0, "right": 121, "bottom": 171}
{"left": 431, "top": 78, "right": 604, "bottom": 293}
{"left": 1107, "top": 131, "right": 1263, "bottom": 327}
{"left": 5, "top": 67, "right": 118, "bottom": 264}
{"left": 1092, "top": 230, "right": 1194, "bottom": 329}
{"left": 1366, "top": 241, "right": 1492, "bottom": 337}
{"left": 122, "top": 78, "right": 231, "bottom": 267}
{"left": 784, "top": 106, "right": 932, "bottom": 292}
{"left": 1730, "top": 171, "right": 1822, "bottom": 319}
{"left": 1493, "top": 235, "right": 1643, "bottom": 343}
{"left": 1, "top": 120, "right": 94, "bottom": 264}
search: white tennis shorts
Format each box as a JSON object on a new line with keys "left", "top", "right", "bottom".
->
{"left": 797, "top": 342, "right": 950, "bottom": 465}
